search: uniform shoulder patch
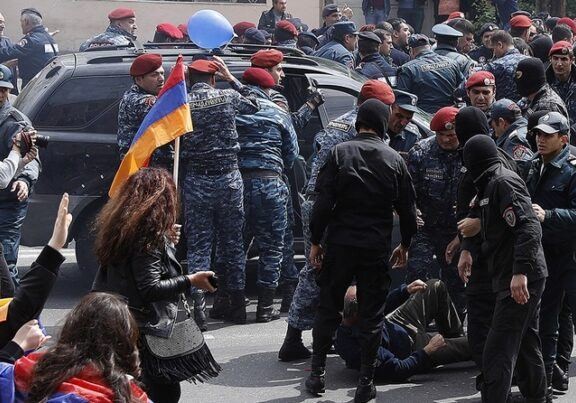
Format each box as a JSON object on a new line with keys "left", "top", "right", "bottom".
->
{"left": 512, "top": 144, "right": 531, "bottom": 160}
{"left": 503, "top": 206, "right": 517, "bottom": 227}
{"left": 18, "top": 38, "right": 28, "bottom": 47}
{"left": 327, "top": 120, "right": 352, "bottom": 132}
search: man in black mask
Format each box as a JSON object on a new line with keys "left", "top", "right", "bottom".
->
{"left": 461, "top": 135, "right": 548, "bottom": 403}
{"left": 305, "top": 99, "right": 417, "bottom": 403}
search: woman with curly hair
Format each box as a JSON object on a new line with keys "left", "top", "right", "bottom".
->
{"left": 92, "top": 167, "right": 219, "bottom": 403}
{"left": 0, "top": 292, "right": 148, "bottom": 402}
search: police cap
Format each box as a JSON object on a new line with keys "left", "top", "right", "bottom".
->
{"left": 21, "top": 8, "right": 42, "bottom": 19}
{"left": 466, "top": 71, "right": 496, "bottom": 89}
{"left": 510, "top": 15, "right": 532, "bottom": 29}
{"left": 360, "top": 80, "right": 395, "bottom": 105}
{"left": 408, "top": 34, "right": 430, "bottom": 48}
{"left": 393, "top": 90, "right": 419, "bottom": 113}
{"left": 533, "top": 112, "right": 570, "bottom": 135}
{"left": 0, "top": 65, "right": 14, "bottom": 90}
{"left": 358, "top": 31, "right": 382, "bottom": 44}
{"left": 490, "top": 99, "right": 522, "bottom": 122}
{"left": 130, "top": 54, "right": 162, "bottom": 77}
{"left": 178, "top": 24, "right": 188, "bottom": 37}
{"left": 276, "top": 20, "right": 299, "bottom": 37}
{"left": 478, "top": 22, "right": 498, "bottom": 37}
{"left": 447, "top": 11, "right": 465, "bottom": 21}
{"left": 244, "top": 27, "right": 268, "bottom": 45}
{"left": 298, "top": 31, "right": 319, "bottom": 45}
{"left": 188, "top": 59, "right": 219, "bottom": 75}
{"left": 432, "top": 23, "right": 463, "bottom": 38}
{"left": 333, "top": 21, "right": 359, "bottom": 37}
{"left": 322, "top": 4, "right": 339, "bottom": 18}
{"left": 557, "top": 17, "right": 576, "bottom": 35}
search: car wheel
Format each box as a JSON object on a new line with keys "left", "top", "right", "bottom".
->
{"left": 75, "top": 214, "right": 99, "bottom": 276}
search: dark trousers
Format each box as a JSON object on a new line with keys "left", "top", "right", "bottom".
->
{"left": 312, "top": 244, "right": 390, "bottom": 375}
{"left": 0, "top": 199, "right": 29, "bottom": 286}
{"left": 482, "top": 279, "right": 547, "bottom": 403}
{"left": 556, "top": 298, "right": 573, "bottom": 369}
{"left": 387, "top": 279, "right": 471, "bottom": 366}
{"left": 467, "top": 289, "right": 497, "bottom": 368}
{"left": 539, "top": 263, "right": 576, "bottom": 378}
{"left": 142, "top": 374, "right": 181, "bottom": 403}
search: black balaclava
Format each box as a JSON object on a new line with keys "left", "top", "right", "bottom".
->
{"left": 355, "top": 99, "right": 391, "bottom": 139}
{"left": 463, "top": 134, "right": 501, "bottom": 181}
{"left": 455, "top": 106, "right": 490, "bottom": 146}
{"left": 530, "top": 35, "right": 553, "bottom": 65}
{"left": 515, "top": 57, "right": 546, "bottom": 97}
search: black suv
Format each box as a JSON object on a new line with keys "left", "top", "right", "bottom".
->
{"left": 14, "top": 44, "right": 431, "bottom": 273}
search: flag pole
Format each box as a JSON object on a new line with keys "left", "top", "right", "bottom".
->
{"left": 173, "top": 137, "right": 181, "bottom": 190}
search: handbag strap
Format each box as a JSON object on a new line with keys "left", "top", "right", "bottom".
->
{"left": 180, "top": 293, "right": 193, "bottom": 318}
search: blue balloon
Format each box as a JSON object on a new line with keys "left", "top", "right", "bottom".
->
{"left": 187, "top": 10, "right": 234, "bottom": 49}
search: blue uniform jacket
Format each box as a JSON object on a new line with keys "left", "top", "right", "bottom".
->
{"left": 523, "top": 146, "right": 576, "bottom": 253}
{"left": 335, "top": 284, "right": 432, "bottom": 381}
{"left": 494, "top": 117, "right": 533, "bottom": 161}
{"left": 390, "top": 48, "right": 409, "bottom": 67}
{"left": 314, "top": 40, "right": 355, "bottom": 69}
{"left": 182, "top": 80, "right": 259, "bottom": 170}
{"left": 79, "top": 25, "right": 135, "bottom": 51}
{"left": 397, "top": 50, "right": 464, "bottom": 114}
{"left": 469, "top": 45, "right": 493, "bottom": 65}
{"left": 483, "top": 48, "right": 528, "bottom": 101}
{"left": 435, "top": 45, "right": 476, "bottom": 76}
{"left": 388, "top": 122, "right": 421, "bottom": 154}
{"left": 236, "top": 86, "right": 299, "bottom": 174}
{"left": 0, "top": 26, "right": 58, "bottom": 85}
{"left": 356, "top": 53, "right": 397, "bottom": 79}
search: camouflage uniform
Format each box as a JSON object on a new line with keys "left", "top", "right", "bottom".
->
{"left": 117, "top": 84, "right": 173, "bottom": 167}
{"left": 288, "top": 108, "right": 358, "bottom": 330}
{"left": 494, "top": 117, "right": 533, "bottom": 161}
{"left": 79, "top": 25, "right": 135, "bottom": 51}
{"left": 406, "top": 136, "right": 466, "bottom": 319}
{"left": 483, "top": 48, "right": 528, "bottom": 101}
{"left": 547, "top": 65, "right": 576, "bottom": 139}
{"left": 236, "top": 86, "right": 299, "bottom": 289}
{"left": 520, "top": 84, "right": 569, "bottom": 122}
{"left": 182, "top": 80, "right": 258, "bottom": 291}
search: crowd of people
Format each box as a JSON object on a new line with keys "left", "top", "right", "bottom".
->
{"left": 2, "top": 0, "right": 576, "bottom": 402}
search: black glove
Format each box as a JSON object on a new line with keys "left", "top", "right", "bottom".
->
{"left": 306, "top": 88, "right": 325, "bottom": 108}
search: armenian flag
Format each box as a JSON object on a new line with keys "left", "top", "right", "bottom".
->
{"left": 108, "top": 55, "right": 192, "bottom": 197}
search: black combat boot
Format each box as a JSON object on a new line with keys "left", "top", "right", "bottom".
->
{"left": 191, "top": 290, "right": 207, "bottom": 331}
{"left": 256, "top": 286, "right": 280, "bottom": 322}
{"left": 305, "top": 367, "right": 326, "bottom": 395}
{"left": 278, "top": 325, "right": 311, "bottom": 361}
{"left": 280, "top": 280, "right": 298, "bottom": 313}
{"left": 226, "top": 289, "right": 247, "bottom": 324}
{"left": 552, "top": 362, "right": 569, "bottom": 391}
{"left": 354, "top": 365, "right": 376, "bottom": 403}
{"left": 209, "top": 288, "right": 230, "bottom": 320}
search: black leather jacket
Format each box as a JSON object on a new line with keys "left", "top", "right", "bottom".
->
{"left": 92, "top": 242, "right": 190, "bottom": 338}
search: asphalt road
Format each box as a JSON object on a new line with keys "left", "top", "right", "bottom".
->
{"left": 17, "top": 247, "right": 576, "bottom": 403}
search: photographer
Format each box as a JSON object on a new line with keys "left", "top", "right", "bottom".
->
{"left": 0, "top": 64, "right": 40, "bottom": 286}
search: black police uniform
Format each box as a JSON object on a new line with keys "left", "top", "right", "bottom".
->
{"left": 464, "top": 136, "right": 547, "bottom": 403}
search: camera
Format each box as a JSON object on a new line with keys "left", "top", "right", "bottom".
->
{"left": 18, "top": 129, "right": 49, "bottom": 157}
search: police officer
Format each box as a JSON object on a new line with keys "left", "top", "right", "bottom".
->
{"left": 482, "top": 30, "right": 528, "bottom": 101}
{"left": 433, "top": 24, "right": 476, "bottom": 77}
{"left": 0, "top": 8, "right": 58, "bottom": 88}
{"left": 490, "top": 98, "right": 533, "bottom": 161}
{"left": 152, "top": 23, "right": 183, "bottom": 43}
{"left": 232, "top": 22, "right": 256, "bottom": 44}
{"left": 235, "top": 67, "right": 299, "bottom": 323}
{"left": 312, "top": 4, "right": 341, "bottom": 38}
{"left": 522, "top": 112, "right": 576, "bottom": 400}
{"left": 406, "top": 106, "right": 466, "bottom": 320}
{"left": 297, "top": 31, "right": 319, "bottom": 55}
{"left": 79, "top": 8, "right": 137, "bottom": 51}
{"left": 387, "top": 91, "right": 421, "bottom": 154}
{"left": 397, "top": 34, "right": 464, "bottom": 114}
{"left": 278, "top": 80, "right": 396, "bottom": 363}
{"left": 461, "top": 135, "right": 547, "bottom": 403}
{"left": 306, "top": 99, "right": 417, "bottom": 402}
{"left": 469, "top": 23, "right": 498, "bottom": 65}
{"left": 0, "top": 65, "right": 40, "bottom": 285}
{"left": 355, "top": 31, "right": 396, "bottom": 80}
{"left": 117, "top": 54, "right": 173, "bottom": 168}
{"left": 182, "top": 58, "right": 258, "bottom": 325}
{"left": 465, "top": 71, "right": 496, "bottom": 116}
{"left": 274, "top": 20, "right": 298, "bottom": 48}
{"left": 314, "top": 21, "right": 358, "bottom": 69}
{"left": 249, "top": 49, "right": 324, "bottom": 313}
{"left": 547, "top": 41, "right": 576, "bottom": 142}
{"left": 515, "top": 57, "right": 568, "bottom": 122}
{"left": 0, "top": 13, "right": 19, "bottom": 94}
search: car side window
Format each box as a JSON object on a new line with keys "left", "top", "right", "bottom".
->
{"left": 321, "top": 88, "right": 357, "bottom": 122}
{"left": 35, "top": 76, "right": 132, "bottom": 133}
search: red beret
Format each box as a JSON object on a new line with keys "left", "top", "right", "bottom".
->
{"left": 557, "top": 17, "right": 576, "bottom": 34}
{"left": 430, "top": 107, "right": 459, "bottom": 132}
{"left": 242, "top": 67, "right": 276, "bottom": 89}
{"left": 466, "top": 71, "right": 496, "bottom": 89}
{"left": 108, "top": 8, "right": 135, "bottom": 21}
{"left": 188, "top": 59, "right": 219, "bottom": 74}
{"left": 359, "top": 80, "right": 395, "bottom": 105}
{"left": 234, "top": 21, "right": 257, "bottom": 37}
{"left": 447, "top": 11, "right": 465, "bottom": 21}
{"left": 178, "top": 24, "right": 188, "bottom": 37}
{"left": 276, "top": 20, "right": 298, "bottom": 37}
{"left": 250, "top": 49, "right": 284, "bottom": 68}
{"left": 509, "top": 15, "right": 532, "bottom": 29}
{"left": 549, "top": 40, "right": 574, "bottom": 57}
{"left": 156, "top": 23, "right": 184, "bottom": 40}
{"left": 130, "top": 54, "right": 162, "bottom": 77}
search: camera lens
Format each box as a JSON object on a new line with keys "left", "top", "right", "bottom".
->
{"left": 35, "top": 135, "right": 50, "bottom": 148}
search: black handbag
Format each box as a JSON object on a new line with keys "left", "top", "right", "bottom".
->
{"left": 140, "top": 293, "right": 221, "bottom": 383}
